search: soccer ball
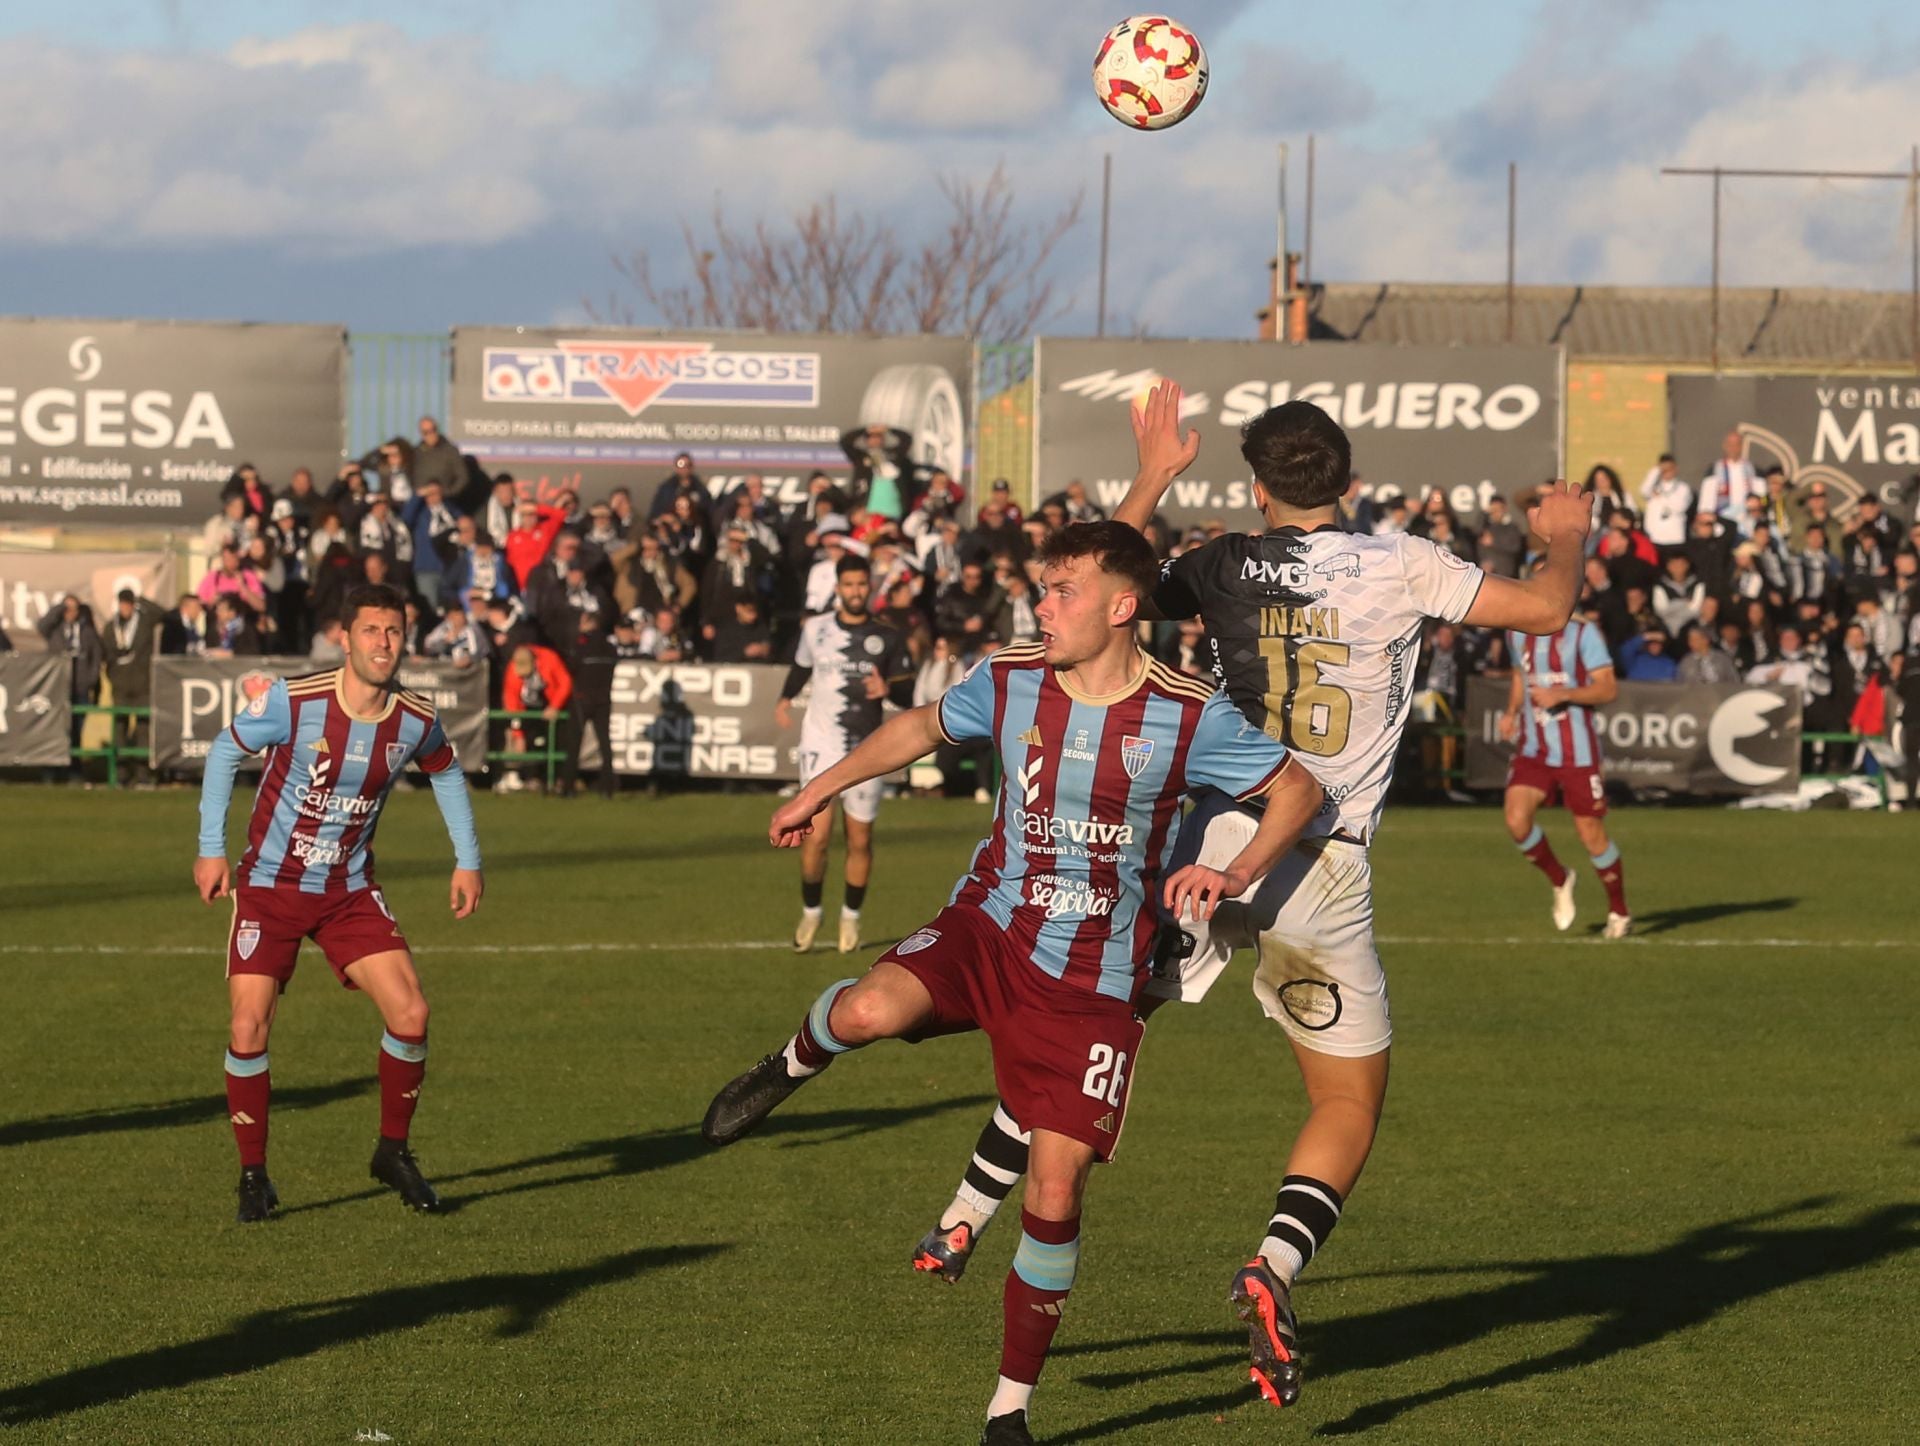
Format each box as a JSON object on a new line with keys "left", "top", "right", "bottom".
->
{"left": 1093, "top": 15, "right": 1209, "bottom": 130}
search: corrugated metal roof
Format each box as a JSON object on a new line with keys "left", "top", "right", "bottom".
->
{"left": 1305, "top": 283, "right": 1920, "bottom": 368}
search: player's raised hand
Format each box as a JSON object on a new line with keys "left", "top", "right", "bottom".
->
{"left": 1131, "top": 380, "right": 1202, "bottom": 483}
{"left": 769, "top": 795, "right": 822, "bottom": 848}
{"left": 863, "top": 672, "right": 888, "bottom": 701}
{"left": 1527, "top": 478, "right": 1592, "bottom": 545}
{"left": 193, "top": 855, "right": 231, "bottom": 904}
{"left": 450, "top": 868, "right": 484, "bottom": 919}
{"left": 1163, "top": 863, "right": 1246, "bottom": 922}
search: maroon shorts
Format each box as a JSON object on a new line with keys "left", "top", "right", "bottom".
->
{"left": 1507, "top": 754, "right": 1608, "bottom": 818}
{"left": 879, "top": 905, "right": 1146, "bottom": 1162}
{"left": 227, "top": 885, "right": 410, "bottom": 991}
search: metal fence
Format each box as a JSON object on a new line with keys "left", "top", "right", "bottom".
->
{"left": 975, "top": 341, "right": 1035, "bottom": 504}
{"left": 348, "top": 332, "right": 450, "bottom": 460}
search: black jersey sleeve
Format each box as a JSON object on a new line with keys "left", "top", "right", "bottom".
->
{"left": 1153, "top": 541, "right": 1216, "bottom": 620}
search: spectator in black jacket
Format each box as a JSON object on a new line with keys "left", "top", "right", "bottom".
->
{"left": 280, "top": 467, "right": 322, "bottom": 521}
{"left": 102, "top": 589, "right": 164, "bottom": 763}
{"left": 934, "top": 559, "right": 1008, "bottom": 650}
{"left": 1686, "top": 512, "right": 1736, "bottom": 600}
{"left": 160, "top": 595, "right": 208, "bottom": 655}
{"left": 649, "top": 453, "right": 712, "bottom": 521}
{"left": 38, "top": 595, "right": 103, "bottom": 763}
{"left": 965, "top": 497, "right": 1028, "bottom": 570}
{"left": 710, "top": 598, "right": 774, "bottom": 663}
{"left": 219, "top": 463, "right": 273, "bottom": 522}
{"left": 557, "top": 610, "right": 619, "bottom": 800}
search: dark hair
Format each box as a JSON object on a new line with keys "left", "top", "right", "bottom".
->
{"left": 1036, "top": 521, "right": 1159, "bottom": 599}
{"left": 835, "top": 554, "right": 871, "bottom": 579}
{"left": 1240, "top": 402, "right": 1351, "bottom": 509}
{"left": 1584, "top": 464, "right": 1622, "bottom": 492}
{"left": 341, "top": 583, "right": 408, "bottom": 626}
{"left": 117, "top": 588, "right": 137, "bottom": 604}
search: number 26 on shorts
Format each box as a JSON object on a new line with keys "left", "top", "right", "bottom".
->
{"left": 1082, "top": 1043, "right": 1129, "bottom": 1106}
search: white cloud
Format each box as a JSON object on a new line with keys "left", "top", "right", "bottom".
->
{"left": 0, "top": 8, "right": 1914, "bottom": 341}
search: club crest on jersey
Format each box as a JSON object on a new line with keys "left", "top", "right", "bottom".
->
{"left": 863, "top": 634, "right": 885, "bottom": 655}
{"left": 235, "top": 922, "right": 261, "bottom": 960}
{"left": 1120, "top": 734, "right": 1155, "bottom": 778}
{"left": 896, "top": 928, "right": 941, "bottom": 956}
{"left": 386, "top": 742, "right": 409, "bottom": 771}
{"left": 1314, "top": 553, "right": 1362, "bottom": 580}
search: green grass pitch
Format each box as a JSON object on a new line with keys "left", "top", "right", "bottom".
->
{"left": 2, "top": 789, "right": 1916, "bottom": 1443}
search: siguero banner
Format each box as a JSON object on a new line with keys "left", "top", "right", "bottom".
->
{"left": 1033, "top": 339, "right": 1563, "bottom": 531}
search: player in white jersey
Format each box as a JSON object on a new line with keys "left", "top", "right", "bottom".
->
{"left": 776, "top": 553, "right": 914, "bottom": 953}
{"left": 912, "top": 383, "right": 1595, "bottom": 1412}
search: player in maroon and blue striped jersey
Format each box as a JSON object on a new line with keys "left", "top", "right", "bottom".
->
{"left": 702, "top": 523, "right": 1325, "bottom": 1445}
{"left": 1500, "top": 608, "right": 1631, "bottom": 936}
{"left": 194, "top": 583, "right": 484, "bottom": 1223}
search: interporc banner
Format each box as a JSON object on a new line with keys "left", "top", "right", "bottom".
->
{"left": 0, "top": 655, "right": 73, "bottom": 766}
{"left": 149, "top": 657, "right": 489, "bottom": 774}
{"left": 1461, "top": 677, "right": 1804, "bottom": 795}
{"left": 449, "top": 327, "right": 972, "bottom": 513}
{"left": 0, "top": 549, "right": 178, "bottom": 651}
{"left": 0, "top": 318, "right": 346, "bottom": 525}
{"left": 1033, "top": 339, "right": 1563, "bottom": 530}
{"left": 1669, "top": 374, "right": 1920, "bottom": 522}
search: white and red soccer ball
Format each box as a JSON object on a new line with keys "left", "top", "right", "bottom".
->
{"left": 1093, "top": 15, "right": 1208, "bottom": 131}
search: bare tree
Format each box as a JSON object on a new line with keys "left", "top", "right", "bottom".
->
{"left": 591, "top": 165, "right": 1082, "bottom": 342}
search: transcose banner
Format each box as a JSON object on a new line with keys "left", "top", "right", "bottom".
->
{"left": 1034, "top": 339, "right": 1563, "bottom": 530}
{"left": 0, "top": 319, "right": 346, "bottom": 525}
{"left": 450, "top": 327, "right": 972, "bottom": 511}
{"left": 1461, "top": 677, "right": 1803, "bottom": 796}
{"left": 150, "top": 657, "right": 490, "bottom": 774}
{"left": 0, "top": 655, "right": 73, "bottom": 766}
{"left": 1669, "top": 374, "right": 1920, "bottom": 522}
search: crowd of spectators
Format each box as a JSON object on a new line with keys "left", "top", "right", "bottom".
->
{"left": 1397, "top": 433, "right": 1920, "bottom": 788}
{"left": 14, "top": 414, "right": 1916, "bottom": 798}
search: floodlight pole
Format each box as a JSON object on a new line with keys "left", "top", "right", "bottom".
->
{"left": 1096, "top": 153, "right": 1112, "bottom": 339}
{"left": 1506, "top": 162, "right": 1517, "bottom": 343}
{"left": 1662, "top": 159, "right": 1920, "bottom": 373}
{"left": 1276, "top": 142, "right": 1291, "bottom": 343}
{"left": 1303, "top": 133, "right": 1316, "bottom": 293}
{"left": 1711, "top": 166, "right": 1722, "bottom": 372}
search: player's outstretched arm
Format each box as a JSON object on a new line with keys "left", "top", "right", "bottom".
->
{"left": 1117, "top": 380, "right": 1202, "bottom": 532}
{"left": 769, "top": 704, "right": 945, "bottom": 847}
{"left": 194, "top": 729, "right": 246, "bottom": 903}
{"left": 1164, "top": 757, "right": 1324, "bottom": 921}
{"left": 1463, "top": 480, "right": 1592, "bottom": 636}
{"left": 426, "top": 762, "right": 485, "bottom": 917}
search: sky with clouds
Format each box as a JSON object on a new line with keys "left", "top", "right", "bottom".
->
{"left": 4, "top": 0, "right": 1920, "bottom": 339}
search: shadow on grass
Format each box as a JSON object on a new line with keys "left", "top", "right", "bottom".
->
{"left": 1609, "top": 896, "right": 1799, "bottom": 936}
{"left": 1053, "top": 1197, "right": 1920, "bottom": 1441}
{"left": 282, "top": 1093, "right": 998, "bottom": 1217}
{"left": 0, "top": 1077, "right": 373, "bottom": 1150}
{"left": 0, "top": 1241, "right": 730, "bottom": 1427}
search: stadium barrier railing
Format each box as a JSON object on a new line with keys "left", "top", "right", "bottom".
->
{"left": 71, "top": 704, "right": 150, "bottom": 788}
{"left": 487, "top": 708, "right": 568, "bottom": 792}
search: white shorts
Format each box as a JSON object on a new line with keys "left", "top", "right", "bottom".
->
{"left": 1145, "top": 790, "right": 1391, "bottom": 1058}
{"left": 799, "top": 745, "right": 882, "bottom": 824}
